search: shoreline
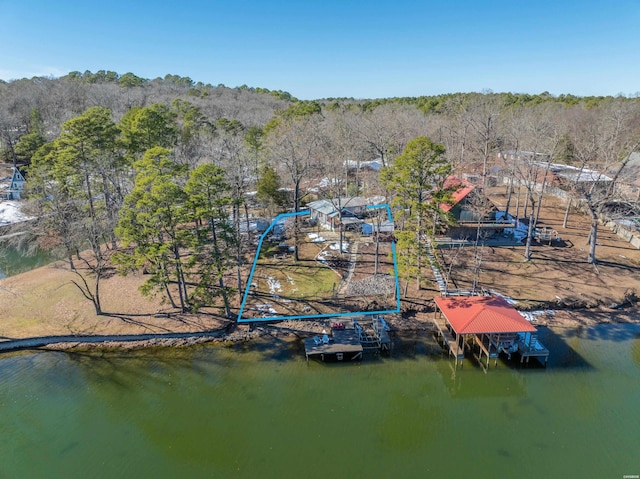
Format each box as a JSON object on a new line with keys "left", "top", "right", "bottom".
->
{"left": 1, "top": 303, "right": 638, "bottom": 353}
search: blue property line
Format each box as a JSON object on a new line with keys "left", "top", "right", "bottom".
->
{"left": 239, "top": 309, "right": 401, "bottom": 323}
{"left": 237, "top": 210, "right": 308, "bottom": 321}
{"left": 237, "top": 205, "right": 400, "bottom": 323}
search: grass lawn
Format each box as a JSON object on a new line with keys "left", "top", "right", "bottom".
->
{"left": 242, "top": 232, "right": 348, "bottom": 319}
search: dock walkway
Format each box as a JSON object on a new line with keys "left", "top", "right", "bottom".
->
{"left": 304, "top": 328, "right": 363, "bottom": 362}
{"left": 517, "top": 335, "right": 549, "bottom": 365}
{"left": 432, "top": 316, "right": 465, "bottom": 367}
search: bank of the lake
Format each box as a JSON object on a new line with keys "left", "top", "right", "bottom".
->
{"left": 1, "top": 323, "right": 639, "bottom": 479}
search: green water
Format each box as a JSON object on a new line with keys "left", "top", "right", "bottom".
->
{"left": 1, "top": 325, "right": 639, "bottom": 479}
{"left": 0, "top": 244, "right": 52, "bottom": 279}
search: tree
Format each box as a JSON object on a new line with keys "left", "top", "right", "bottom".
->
{"left": 184, "top": 164, "right": 236, "bottom": 317}
{"left": 256, "top": 165, "right": 286, "bottom": 213}
{"left": 26, "top": 142, "right": 84, "bottom": 271}
{"left": 119, "top": 103, "right": 179, "bottom": 159}
{"left": 264, "top": 108, "right": 325, "bottom": 261}
{"left": 25, "top": 107, "right": 122, "bottom": 314}
{"left": 354, "top": 104, "right": 421, "bottom": 168}
{"left": 14, "top": 131, "right": 46, "bottom": 165}
{"left": 13, "top": 108, "right": 47, "bottom": 166}
{"left": 500, "top": 104, "right": 561, "bottom": 261}
{"left": 380, "top": 136, "right": 453, "bottom": 291}
{"left": 114, "top": 147, "right": 191, "bottom": 312}
{"left": 560, "top": 102, "right": 640, "bottom": 264}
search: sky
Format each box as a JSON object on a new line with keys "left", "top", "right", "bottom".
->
{"left": 1, "top": 0, "right": 639, "bottom": 100}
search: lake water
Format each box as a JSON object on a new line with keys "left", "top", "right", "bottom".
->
{"left": 0, "top": 244, "right": 51, "bottom": 279}
{"left": 1, "top": 324, "right": 639, "bottom": 479}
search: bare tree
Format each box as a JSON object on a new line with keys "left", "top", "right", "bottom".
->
{"left": 265, "top": 112, "right": 325, "bottom": 261}
{"left": 559, "top": 101, "right": 640, "bottom": 263}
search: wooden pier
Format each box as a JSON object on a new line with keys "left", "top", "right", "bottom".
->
{"left": 432, "top": 316, "right": 465, "bottom": 367}
{"left": 304, "top": 317, "right": 391, "bottom": 363}
{"left": 516, "top": 334, "right": 549, "bottom": 365}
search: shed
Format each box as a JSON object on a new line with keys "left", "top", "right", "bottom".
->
{"left": 361, "top": 220, "right": 394, "bottom": 235}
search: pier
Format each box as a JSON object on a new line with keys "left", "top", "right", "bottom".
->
{"left": 432, "top": 316, "right": 465, "bottom": 367}
{"left": 472, "top": 334, "right": 500, "bottom": 369}
{"left": 304, "top": 316, "right": 391, "bottom": 362}
{"left": 516, "top": 333, "right": 549, "bottom": 365}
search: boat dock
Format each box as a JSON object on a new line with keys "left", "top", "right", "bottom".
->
{"left": 472, "top": 334, "right": 500, "bottom": 369}
{"left": 516, "top": 334, "right": 549, "bottom": 365}
{"left": 432, "top": 316, "right": 465, "bottom": 367}
{"left": 433, "top": 296, "right": 550, "bottom": 369}
{"left": 304, "top": 316, "right": 392, "bottom": 362}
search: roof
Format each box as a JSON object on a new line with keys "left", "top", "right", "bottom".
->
{"left": 434, "top": 295, "right": 537, "bottom": 335}
{"left": 307, "top": 199, "right": 336, "bottom": 216}
{"left": 440, "top": 176, "right": 475, "bottom": 212}
{"left": 307, "top": 197, "right": 372, "bottom": 215}
{"left": 10, "top": 167, "right": 25, "bottom": 184}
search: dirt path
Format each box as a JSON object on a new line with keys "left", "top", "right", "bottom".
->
{"left": 337, "top": 240, "right": 360, "bottom": 295}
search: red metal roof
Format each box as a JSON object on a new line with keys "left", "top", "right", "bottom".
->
{"left": 434, "top": 296, "right": 537, "bottom": 335}
{"left": 440, "top": 176, "right": 475, "bottom": 212}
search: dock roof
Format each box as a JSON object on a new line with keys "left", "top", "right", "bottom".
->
{"left": 434, "top": 295, "right": 537, "bottom": 335}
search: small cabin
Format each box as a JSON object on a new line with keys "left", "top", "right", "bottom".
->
{"left": 307, "top": 197, "right": 372, "bottom": 231}
{"left": 7, "top": 167, "right": 26, "bottom": 200}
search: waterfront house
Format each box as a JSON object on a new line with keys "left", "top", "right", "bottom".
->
{"left": 438, "top": 176, "right": 511, "bottom": 242}
{"left": 307, "top": 197, "right": 373, "bottom": 231}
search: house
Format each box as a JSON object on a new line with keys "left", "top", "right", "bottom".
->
{"left": 6, "top": 167, "right": 26, "bottom": 200}
{"left": 307, "top": 197, "right": 375, "bottom": 230}
{"left": 438, "top": 176, "right": 512, "bottom": 241}
{"left": 497, "top": 151, "right": 615, "bottom": 199}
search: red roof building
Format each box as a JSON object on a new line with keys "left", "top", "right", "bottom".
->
{"left": 439, "top": 176, "right": 476, "bottom": 213}
{"left": 432, "top": 295, "right": 547, "bottom": 368}
{"left": 434, "top": 295, "right": 536, "bottom": 335}
{"left": 435, "top": 175, "right": 514, "bottom": 244}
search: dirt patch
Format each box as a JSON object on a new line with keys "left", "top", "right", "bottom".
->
{"left": 0, "top": 261, "right": 229, "bottom": 340}
{"left": 437, "top": 188, "right": 640, "bottom": 308}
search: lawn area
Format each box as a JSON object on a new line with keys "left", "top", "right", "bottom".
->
{"left": 241, "top": 230, "right": 351, "bottom": 319}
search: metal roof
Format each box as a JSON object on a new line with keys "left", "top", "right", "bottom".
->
{"left": 307, "top": 197, "right": 372, "bottom": 216}
{"left": 307, "top": 199, "right": 336, "bottom": 216}
{"left": 434, "top": 296, "right": 537, "bottom": 335}
{"left": 440, "top": 176, "right": 476, "bottom": 213}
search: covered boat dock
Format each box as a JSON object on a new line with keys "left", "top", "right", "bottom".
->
{"left": 433, "top": 295, "right": 549, "bottom": 369}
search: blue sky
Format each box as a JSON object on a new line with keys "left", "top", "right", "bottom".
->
{"left": 1, "top": 0, "right": 639, "bottom": 100}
